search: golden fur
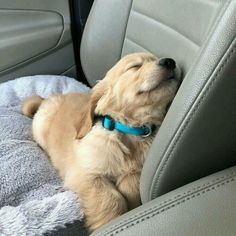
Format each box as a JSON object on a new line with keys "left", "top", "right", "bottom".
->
{"left": 22, "top": 53, "right": 181, "bottom": 231}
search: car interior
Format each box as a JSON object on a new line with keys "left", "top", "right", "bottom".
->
{"left": 1, "top": 0, "right": 236, "bottom": 235}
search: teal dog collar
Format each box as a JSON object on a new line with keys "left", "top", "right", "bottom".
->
{"left": 102, "top": 116, "right": 153, "bottom": 137}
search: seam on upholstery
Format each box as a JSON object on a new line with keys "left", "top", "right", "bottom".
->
{"left": 150, "top": 36, "right": 236, "bottom": 200}
{"left": 132, "top": 9, "right": 199, "bottom": 47}
{"left": 119, "top": 0, "right": 133, "bottom": 58}
{"left": 125, "top": 37, "right": 150, "bottom": 52}
{"left": 96, "top": 170, "right": 236, "bottom": 235}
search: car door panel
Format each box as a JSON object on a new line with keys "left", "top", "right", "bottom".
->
{"left": 0, "top": 0, "right": 76, "bottom": 82}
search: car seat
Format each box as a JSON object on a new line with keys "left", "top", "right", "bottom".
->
{"left": 56, "top": 0, "right": 236, "bottom": 235}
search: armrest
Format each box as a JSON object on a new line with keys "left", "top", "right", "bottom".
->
{"left": 92, "top": 166, "right": 236, "bottom": 236}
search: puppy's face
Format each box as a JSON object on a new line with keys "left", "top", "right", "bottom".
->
{"left": 94, "top": 53, "right": 181, "bottom": 126}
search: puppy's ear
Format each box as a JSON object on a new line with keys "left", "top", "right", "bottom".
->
{"left": 76, "top": 81, "right": 106, "bottom": 139}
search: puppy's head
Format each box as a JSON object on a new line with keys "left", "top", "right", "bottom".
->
{"left": 95, "top": 53, "right": 181, "bottom": 125}
{"left": 77, "top": 53, "right": 181, "bottom": 138}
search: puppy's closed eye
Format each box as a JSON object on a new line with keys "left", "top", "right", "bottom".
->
{"left": 125, "top": 62, "right": 143, "bottom": 71}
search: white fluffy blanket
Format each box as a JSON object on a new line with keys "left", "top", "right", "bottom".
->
{"left": 0, "top": 75, "right": 90, "bottom": 236}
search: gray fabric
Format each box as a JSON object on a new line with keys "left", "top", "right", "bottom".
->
{"left": 0, "top": 75, "right": 90, "bottom": 236}
{"left": 140, "top": 0, "right": 236, "bottom": 202}
{"left": 92, "top": 166, "right": 236, "bottom": 236}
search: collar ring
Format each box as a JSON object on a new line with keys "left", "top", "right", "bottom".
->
{"left": 141, "top": 125, "right": 152, "bottom": 137}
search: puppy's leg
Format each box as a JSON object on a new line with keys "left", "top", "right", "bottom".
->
{"left": 64, "top": 174, "right": 128, "bottom": 231}
{"left": 116, "top": 172, "right": 141, "bottom": 209}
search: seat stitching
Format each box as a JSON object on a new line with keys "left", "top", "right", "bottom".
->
{"left": 114, "top": 177, "right": 235, "bottom": 235}
{"left": 96, "top": 170, "right": 236, "bottom": 235}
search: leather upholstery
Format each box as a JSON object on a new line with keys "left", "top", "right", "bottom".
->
{"left": 81, "top": 0, "right": 223, "bottom": 84}
{"left": 121, "top": 0, "right": 221, "bottom": 73}
{"left": 80, "top": 0, "right": 132, "bottom": 85}
{"left": 92, "top": 166, "right": 236, "bottom": 236}
{"left": 141, "top": 0, "right": 236, "bottom": 202}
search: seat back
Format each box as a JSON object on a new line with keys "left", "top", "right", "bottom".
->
{"left": 81, "top": 0, "right": 223, "bottom": 85}
{"left": 81, "top": 0, "right": 236, "bottom": 202}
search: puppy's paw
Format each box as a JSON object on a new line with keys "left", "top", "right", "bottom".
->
{"left": 84, "top": 192, "right": 128, "bottom": 232}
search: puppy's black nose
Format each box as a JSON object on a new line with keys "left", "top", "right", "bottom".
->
{"left": 159, "top": 58, "right": 176, "bottom": 70}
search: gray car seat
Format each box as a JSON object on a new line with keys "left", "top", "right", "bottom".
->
{"left": 57, "top": 0, "right": 236, "bottom": 235}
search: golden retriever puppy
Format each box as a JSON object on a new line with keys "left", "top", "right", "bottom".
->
{"left": 22, "top": 53, "right": 181, "bottom": 231}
